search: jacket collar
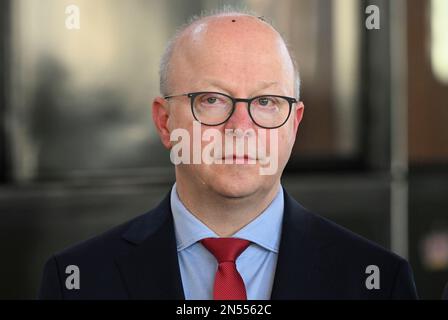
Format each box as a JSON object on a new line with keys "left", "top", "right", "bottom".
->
{"left": 115, "top": 192, "right": 185, "bottom": 299}
{"left": 115, "top": 186, "right": 331, "bottom": 300}
{"left": 270, "top": 187, "right": 336, "bottom": 299}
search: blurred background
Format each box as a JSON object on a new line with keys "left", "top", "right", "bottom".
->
{"left": 0, "top": 0, "right": 447, "bottom": 299}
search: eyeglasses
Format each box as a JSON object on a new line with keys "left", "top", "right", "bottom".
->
{"left": 164, "top": 91, "right": 298, "bottom": 129}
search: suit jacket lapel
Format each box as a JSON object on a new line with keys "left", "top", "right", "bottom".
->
{"left": 114, "top": 192, "right": 185, "bottom": 299}
{"left": 114, "top": 187, "right": 335, "bottom": 300}
{"left": 270, "top": 188, "right": 329, "bottom": 299}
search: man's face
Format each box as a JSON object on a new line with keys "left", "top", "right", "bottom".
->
{"left": 154, "top": 15, "right": 304, "bottom": 198}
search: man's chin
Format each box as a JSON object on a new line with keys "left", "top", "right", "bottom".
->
{"left": 207, "top": 176, "right": 260, "bottom": 199}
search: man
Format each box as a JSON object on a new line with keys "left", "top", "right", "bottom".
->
{"left": 38, "top": 10, "right": 418, "bottom": 300}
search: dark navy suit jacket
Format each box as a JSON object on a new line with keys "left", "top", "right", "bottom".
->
{"left": 38, "top": 187, "right": 418, "bottom": 299}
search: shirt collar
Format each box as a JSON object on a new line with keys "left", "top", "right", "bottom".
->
{"left": 170, "top": 182, "right": 284, "bottom": 253}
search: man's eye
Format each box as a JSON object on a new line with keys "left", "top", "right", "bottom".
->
{"left": 258, "top": 98, "right": 269, "bottom": 106}
{"left": 257, "top": 97, "right": 271, "bottom": 106}
{"left": 206, "top": 97, "right": 217, "bottom": 104}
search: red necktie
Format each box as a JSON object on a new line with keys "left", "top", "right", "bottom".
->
{"left": 201, "top": 237, "right": 250, "bottom": 300}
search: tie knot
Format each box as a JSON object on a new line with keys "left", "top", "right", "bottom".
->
{"left": 201, "top": 238, "right": 250, "bottom": 263}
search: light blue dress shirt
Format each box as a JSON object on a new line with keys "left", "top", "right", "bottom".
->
{"left": 170, "top": 182, "right": 284, "bottom": 300}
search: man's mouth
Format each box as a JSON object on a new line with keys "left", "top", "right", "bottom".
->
{"left": 220, "top": 154, "right": 257, "bottom": 163}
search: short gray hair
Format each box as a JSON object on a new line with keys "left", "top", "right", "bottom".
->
{"left": 159, "top": 7, "right": 301, "bottom": 100}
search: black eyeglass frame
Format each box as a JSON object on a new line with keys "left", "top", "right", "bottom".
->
{"left": 164, "top": 91, "right": 298, "bottom": 129}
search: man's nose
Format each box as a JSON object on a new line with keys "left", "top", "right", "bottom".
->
{"left": 224, "top": 100, "right": 255, "bottom": 131}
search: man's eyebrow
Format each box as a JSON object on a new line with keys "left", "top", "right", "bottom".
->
{"left": 251, "top": 81, "right": 280, "bottom": 95}
{"left": 198, "top": 78, "right": 280, "bottom": 95}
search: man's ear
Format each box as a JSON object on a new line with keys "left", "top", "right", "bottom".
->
{"left": 152, "top": 97, "right": 172, "bottom": 149}
{"left": 293, "top": 101, "right": 305, "bottom": 136}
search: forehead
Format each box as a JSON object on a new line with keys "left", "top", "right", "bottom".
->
{"left": 169, "top": 15, "right": 295, "bottom": 92}
{"left": 187, "top": 14, "right": 277, "bottom": 42}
